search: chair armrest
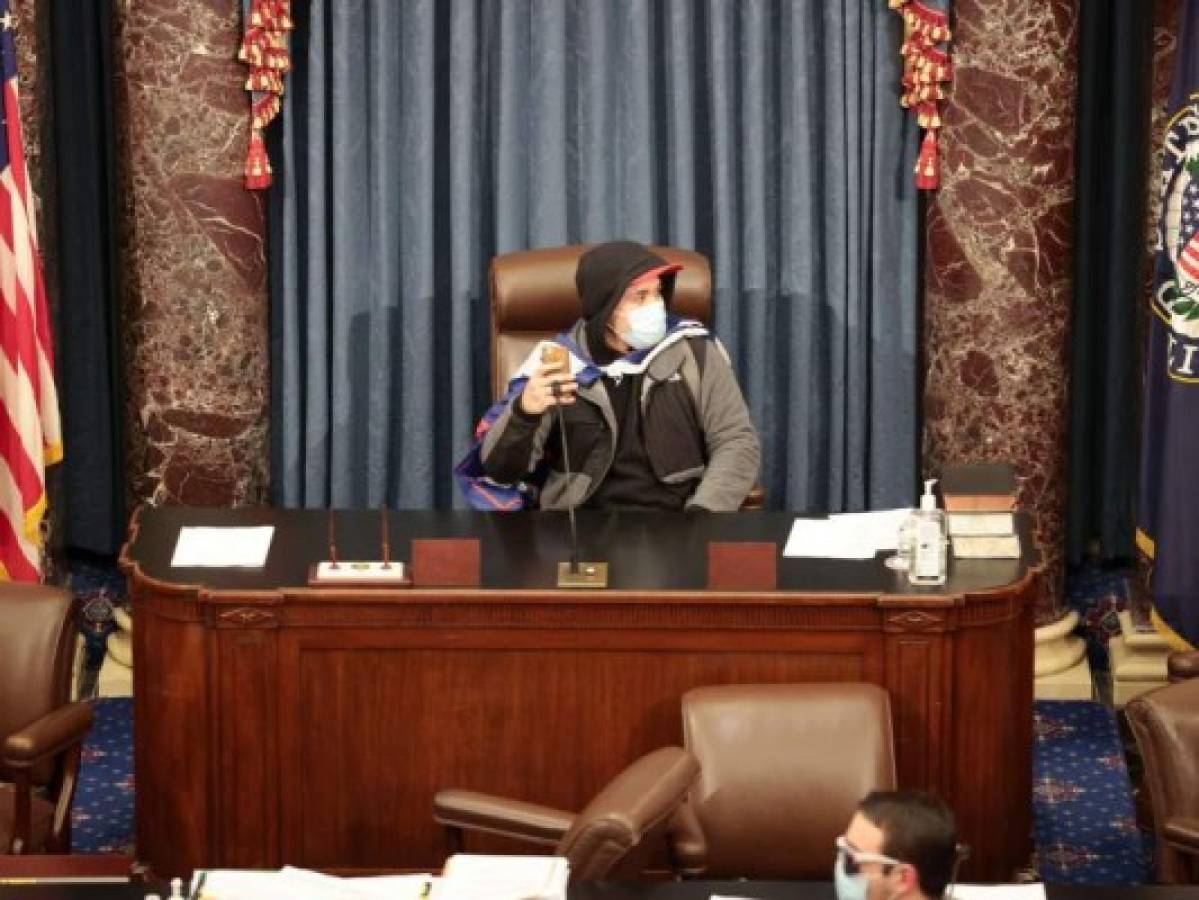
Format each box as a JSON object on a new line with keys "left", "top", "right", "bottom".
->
{"left": 740, "top": 485, "right": 766, "bottom": 511}
{"left": 3, "top": 702, "right": 93, "bottom": 768}
{"left": 1163, "top": 817, "right": 1199, "bottom": 855}
{"left": 433, "top": 789, "right": 574, "bottom": 846}
{"left": 666, "top": 798, "right": 709, "bottom": 877}
{"left": 1167, "top": 651, "right": 1199, "bottom": 682}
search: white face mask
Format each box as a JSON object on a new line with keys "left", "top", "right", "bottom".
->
{"left": 620, "top": 299, "right": 667, "bottom": 350}
{"left": 834, "top": 852, "right": 870, "bottom": 900}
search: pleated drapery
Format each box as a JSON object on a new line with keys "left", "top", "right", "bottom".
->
{"left": 270, "top": 0, "right": 919, "bottom": 512}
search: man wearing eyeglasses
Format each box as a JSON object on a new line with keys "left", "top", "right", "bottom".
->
{"left": 835, "top": 790, "right": 960, "bottom": 900}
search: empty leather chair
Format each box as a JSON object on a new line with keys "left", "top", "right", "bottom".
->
{"left": 1, "top": 584, "right": 93, "bottom": 854}
{"left": 434, "top": 746, "right": 700, "bottom": 881}
{"left": 670, "top": 683, "right": 896, "bottom": 879}
{"left": 1127, "top": 677, "right": 1199, "bottom": 884}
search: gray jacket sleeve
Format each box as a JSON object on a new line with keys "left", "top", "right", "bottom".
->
{"left": 480, "top": 396, "right": 554, "bottom": 484}
{"left": 686, "top": 341, "right": 761, "bottom": 511}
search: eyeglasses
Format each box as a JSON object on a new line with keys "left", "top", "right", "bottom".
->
{"left": 835, "top": 835, "right": 905, "bottom": 876}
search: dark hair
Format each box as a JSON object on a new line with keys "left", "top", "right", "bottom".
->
{"left": 857, "top": 790, "right": 959, "bottom": 898}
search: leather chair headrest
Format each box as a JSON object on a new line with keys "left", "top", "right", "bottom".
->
{"left": 679, "top": 683, "right": 897, "bottom": 879}
{"left": 0, "top": 584, "right": 75, "bottom": 786}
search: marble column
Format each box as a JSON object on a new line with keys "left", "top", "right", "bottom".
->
{"left": 113, "top": 1, "right": 269, "bottom": 508}
{"left": 923, "top": 0, "right": 1077, "bottom": 620}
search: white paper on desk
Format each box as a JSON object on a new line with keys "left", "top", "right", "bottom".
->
{"left": 433, "top": 854, "right": 569, "bottom": 900}
{"left": 193, "top": 868, "right": 434, "bottom": 900}
{"left": 170, "top": 526, "right": 274, "bottom": 568}
{"left": 282, "top": 866, "right": 434, "bottom": 899}
{"left": 948, "top": 885, "right": 1047, "bottom": 900}
{"left": 783, "top": 508, "right": 911, "bottom": 559}
{"left": 190, "top": 869, "right": 351, "bottom": 900}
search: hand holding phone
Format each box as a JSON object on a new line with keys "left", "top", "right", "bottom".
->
{"left": 518, "top": 342, "right": 578, "bottom": 415}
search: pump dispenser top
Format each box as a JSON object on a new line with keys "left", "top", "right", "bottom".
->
{"left": 920, "top": 479, "right": 938, "bottom": 511}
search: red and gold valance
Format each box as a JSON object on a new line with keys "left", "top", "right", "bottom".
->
{"left": 890, "top": 0, "right": 953, "bottom": 190}
{"left": 238, "top": 0, "right": 293, "bottom": 190}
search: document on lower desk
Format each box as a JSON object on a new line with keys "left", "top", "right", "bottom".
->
{"left": 948, "top": 885, "right": 1047, "bottom": 899}
{"left": 782, "top": 508, "right": 911, "bottom": 559}
{"left": 170, "top": 526, "right": 275, "bottom": 568}
{"left": 190, "top": 868, "right": 433, "bottom": 900}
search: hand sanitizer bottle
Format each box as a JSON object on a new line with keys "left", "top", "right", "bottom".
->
{"left": 908, "top": 478, "right": 947, "bottom": 586}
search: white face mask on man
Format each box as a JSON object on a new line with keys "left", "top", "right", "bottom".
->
{"left": 619, "top": 298, "right": 667, "bottom": 350}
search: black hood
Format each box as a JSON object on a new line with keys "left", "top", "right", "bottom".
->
{"left": 575, "top": 241, "right": 679, "bottom": 354}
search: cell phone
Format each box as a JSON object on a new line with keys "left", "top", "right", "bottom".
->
{"left": 540, "top": 342, "right": 569, "bottom": 374}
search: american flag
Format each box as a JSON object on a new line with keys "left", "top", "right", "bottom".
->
{"left": 0, "top": 1, "right": 61, "bottom": 582}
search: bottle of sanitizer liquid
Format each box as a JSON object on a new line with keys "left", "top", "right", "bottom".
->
{"left": 908, "top": 478, "right": 947, "bottom": 586}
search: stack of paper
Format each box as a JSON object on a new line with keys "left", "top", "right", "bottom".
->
{"left": 190, "top": 868, "right": 433, "bottom": 900}
{"left": 189, "top": 855, "right": 569, "bottom": 900}
{"left": 171, "top": 526, "right": 275, "bottom": 568}
{"left": 434, "top": 854, "right": 569, "bottom": 900}
{"left": 783, "top": 509, "right": 912, "bottom": 559}
{"left": 948, "top": 885, "right": 1047, "bottom": 900}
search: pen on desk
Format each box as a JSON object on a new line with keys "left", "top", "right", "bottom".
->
{"left": 189, "top": 870, "right": 207, "bottom": 900}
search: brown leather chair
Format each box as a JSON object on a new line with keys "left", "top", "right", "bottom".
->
{"left": 669, "top": 683, "right": 897, "bottom": 879}
{"left": 1168, "top": 650, "right": 1199, "bottom": 683}
{"left": 433, "top": 746, "right": 700, "bottom": 881}
{"left": 489, "top": 243, "right": 763, "bottom": 508}
{"left": 1127, "top": 678, "right": 1199, "bottom": 884}
{"left": 0, "top": 583, "right": 92, "bottom": 854}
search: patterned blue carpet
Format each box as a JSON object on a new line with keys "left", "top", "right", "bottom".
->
{"left": 72, "top": 697, "right": 134, "bottom": 855}
{"left": 71, "top": 695, "right": 1152, "bottom": 883}
{"left": 1032, "top": 700, "right": 1152, "bottom": 883}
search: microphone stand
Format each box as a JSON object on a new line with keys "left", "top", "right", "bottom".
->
{"left": 554, "top": 398, "right": 581, "bottom": 575}
{"left": 551, "top": 379, "right": 608, "bottom": 588}
{"left": 327, "top": 509, "right": 339, "bottom": 569}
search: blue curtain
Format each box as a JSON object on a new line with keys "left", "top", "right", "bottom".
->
{"left": 270, "top": 0, "right": 919, "bottom": 512}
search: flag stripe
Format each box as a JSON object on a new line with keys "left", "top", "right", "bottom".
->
{"left": 0, "top": 2, "right": 61, "bottom": 582}
{"left": 0, "top": 377, "right": 44, "bottom": 525}
{"left": 0, "top": 511, "right": 38, "bottom": 581}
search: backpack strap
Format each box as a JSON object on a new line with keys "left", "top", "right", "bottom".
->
{"left": 680, "top": 335, "right": 708, "bottom": 411}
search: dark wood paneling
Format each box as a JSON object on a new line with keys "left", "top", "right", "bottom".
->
{"left": 131, "top": 589, "right": 209, "bottom": 877}
{"left": 277, "top": 630, "right": 877, "bottom": 869}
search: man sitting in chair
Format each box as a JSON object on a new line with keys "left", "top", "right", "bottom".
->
{"left": 835, "top": 790, "right": 962, "bottom": 900}
{"left": 463, "top": 240, "right": 759, "bottom": 512}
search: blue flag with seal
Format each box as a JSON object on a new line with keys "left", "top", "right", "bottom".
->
{"left": 1137, "top": 0, "right": 1199, "bottom": 649}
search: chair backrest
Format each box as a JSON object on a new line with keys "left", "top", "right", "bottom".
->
{"left": 681, "top": 682, "right": 897, "bottom": 879}
{"left": 489, "top": 244, "right": 712, "bottom": 399}
{"left": 1127, "top": 677, "right": 1199, "bottom": 883}
{"left": 556, "top": 746, "right": 700, "bottom": 881}
{"left": 0, "top": 584, "right": 76, "bottom": 787}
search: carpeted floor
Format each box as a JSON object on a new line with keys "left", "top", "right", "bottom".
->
{"left": 1032, "top": 700, "right": 1152, "bottom": 883}
{"left": 72, "top": 697, "right": 135, "bottom": 855}
{"left": 71, "top": 695, "right": 1153, "bottom": 883}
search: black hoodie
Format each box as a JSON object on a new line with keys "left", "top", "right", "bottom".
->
{"left": 575, "top": 241, "right": 679, "bottom": 357}
{"left": 570, "top": 242, "right": 688, "bottom": 509}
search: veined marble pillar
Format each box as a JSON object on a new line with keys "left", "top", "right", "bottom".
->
{"left": 923, "top": 0, "right": 1078, "bottom": 621}
{"left": 113, "top": 1, "right": 269, "bottom": 508}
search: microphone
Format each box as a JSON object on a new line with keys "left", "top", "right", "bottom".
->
{"left": 542, "top": 342, "right": 607, "bottom": 589}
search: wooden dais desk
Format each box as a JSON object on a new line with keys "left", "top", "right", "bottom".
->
{"left": 121, "top": 507, "right": 1039, "bottom": 880}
